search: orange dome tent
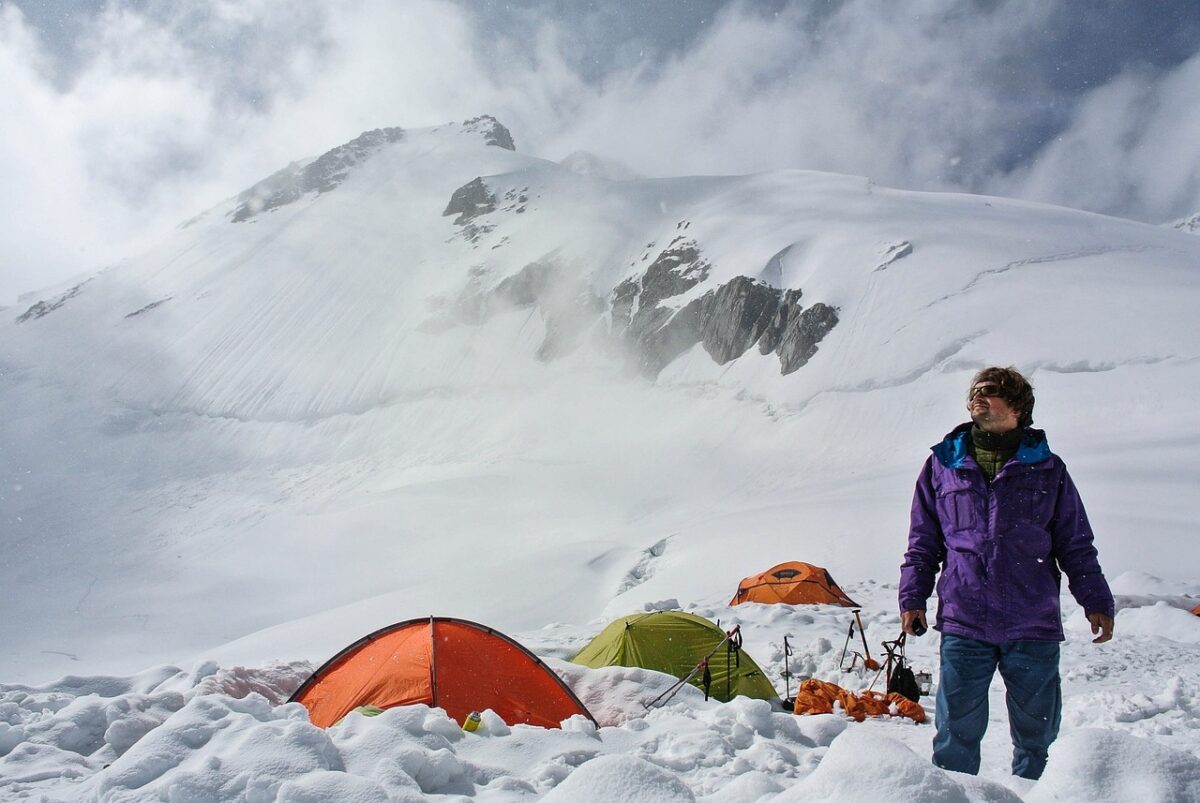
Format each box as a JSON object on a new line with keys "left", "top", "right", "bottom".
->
{"left": 289, "top": 617, "right": 595, "bottom": 729}
{"left": 1192, "top": 603, "right": 1200, "bottom": 616}
{"left": 731, "top": 561, "right": 859, "bottom": 607}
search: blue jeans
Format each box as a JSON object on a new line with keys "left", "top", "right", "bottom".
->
{"left": 933, "top": 633, "right": 1062, "bottom": 779}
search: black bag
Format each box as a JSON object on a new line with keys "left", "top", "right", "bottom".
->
{"left": 888, "top": 663, "right": 922, "bottom": 702}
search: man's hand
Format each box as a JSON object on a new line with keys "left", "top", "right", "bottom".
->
{"left": 901, "top": 610, "right": 928, "bottom": 636}
{"left": 1087, "top": 612, "right": 1114, "bottom": 643}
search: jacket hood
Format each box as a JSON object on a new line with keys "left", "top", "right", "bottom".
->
{"left": 931, "top": 422, "right": 1051, "bottom": 469}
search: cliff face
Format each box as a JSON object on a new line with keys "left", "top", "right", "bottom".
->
{"left": 440, "top": 177, "right": 840, "bottom": 377}
{"left": 610, "top": 255, "right": 839, "bottom": 377}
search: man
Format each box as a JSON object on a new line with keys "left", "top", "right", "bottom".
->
{"left": 898, "top": 366, "right": 1114, "bottom": 780}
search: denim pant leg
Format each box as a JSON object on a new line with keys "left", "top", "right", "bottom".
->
{"left": 997, "top": 640, "right": 1062, "bottom": 780}
{"left": 933, "top": 634, "right": 999, "bottom": 775}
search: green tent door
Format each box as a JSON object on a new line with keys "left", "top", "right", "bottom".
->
{"left": 571, "top": 611, "right": 777, "bottom": 703}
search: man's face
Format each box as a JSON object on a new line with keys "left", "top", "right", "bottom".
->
{"left": 967, "top": 381, "right": 1020, "bottom": 433}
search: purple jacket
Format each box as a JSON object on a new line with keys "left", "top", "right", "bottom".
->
{"left": 899, "top": 423, "right": 1114, "bottom": 642}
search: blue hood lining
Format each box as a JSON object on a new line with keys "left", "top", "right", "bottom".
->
{"left": 932, "top": 423, "right": 1050, "bottom": 469}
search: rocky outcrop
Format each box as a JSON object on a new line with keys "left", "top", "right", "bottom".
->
{"left": 611, "top": 241, "right": 839, "bottom": 377}
{"left": 611, "top": 278, "right": 639, "bottom": 331}
{"left": 431, "top": 214, "right": 838, "bottom": 376}
{"left": 756, "top": 288, "right": 802, "bottom": 355}
{"left": 776, "top": 302, "right": 839, "bottom": 375}
{"left": 17, "top": 279, "right": 92, "bottom": 323}
{"left": 430, "top": 260, "right": 603, "bottom": 360}
{"left": 874, "top": 240, "right": 913, "bottom": 271}
{"left": 232, "top": 127, "right": 404, "bottom": 222}
{"left": 495, "top": 261, "right": 603, "bottom": 360}
{"left": 124, "top": 298, "right": 171, "bottom": 319}
{"left": 700, "top": 277, "right": 781, "bottom": 364}
{"left": 1174, "top": 212, "right": 1200, "bottom": 234}
{"left": 637, "top": 238, "right": 711, "bottom": 310}
{"left": 461, "top": 115, "right": 516, "bottom": 151}
{"left": 443, "top": 178, "right": 497, "bottom": 226}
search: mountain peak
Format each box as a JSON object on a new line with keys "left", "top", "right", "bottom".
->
{"left": 228, "top": 117, "right": 516, "bottom": 223}
{"left": 231, "top": 127, "right": 405, "bottom": 222}
{"left": 459, "top": 115, "right": 516, "bottom": 151}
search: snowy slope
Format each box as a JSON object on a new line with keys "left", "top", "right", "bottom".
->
{"left": 2, "top": 117, "right": 1200, "bottom": 800}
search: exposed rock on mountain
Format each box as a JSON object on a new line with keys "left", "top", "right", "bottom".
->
{"left": 496, "top": 262, "right": 604, "bottom": 360}
{"left": 444, "top": 178, "right": 498, "bottom": 226}
{"left": 124, "top": 298, "right": 172, "bottom": 319}
{"left": 608, "top": 239, "right": 839, "bottom": 376}
{"left": 611, "top": 278, "right": 639, "bottom": 331}
{"left": 636, "top": 238, "right": 712, "bottom": 312}
{"left": 16, "top": 280, "right": 92, "bottom": 324}
{"left": 700, "top": 277, "right": 781, "bottom": 365}
{"left": 434, "top": 259, "right": 603, "bottom": 361}
{"left": 460, "top": 115, "right": 516, "bottom": 151}
{"left": 757, "top": 288, "right": 802, "bottom": 356}
{"left": 437, "top": 144, "right": 844, "bottom": 377}
{"left": 1174, "top": 212, "right": 1200, "bottom": 234}
{"left": 231, "top": 127, "right": 405, "bottom": 222}
{"left": 776, "top": 302, "right": 839, "bottom": 374}
{"left": 874, "top": 241, "right": 913, "bottom": 271}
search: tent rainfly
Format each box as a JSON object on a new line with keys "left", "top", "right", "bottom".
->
{"left": 730, "top": 561, "right": 859, "bottom": 607}
{"left": 290, "top": 617, "right": 595, "bottom": 729}
{"left": 570, "top": 610, "right": 777, "bottom": 703}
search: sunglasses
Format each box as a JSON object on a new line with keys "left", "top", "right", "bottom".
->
{"left": 968, "top": 384, "right": 1005, "bottom": 400}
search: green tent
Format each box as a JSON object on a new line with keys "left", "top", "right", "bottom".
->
{"left": 570, "top": 611, "right": 777, "bottom": 703}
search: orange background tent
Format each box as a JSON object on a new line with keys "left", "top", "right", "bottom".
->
{"left": 731, "top": 561, "right": 859, "bottom": 607}
{"left": 1192, "top": 603, "right": 1200, "bottom": 616}
{"left": 290, "top": 617, "right": 595, "bottom": 729}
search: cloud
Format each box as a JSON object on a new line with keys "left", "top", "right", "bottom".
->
{"left": 1, "top": 0, "right": 1198, "bottom": 305}
{"left": 533, "top": 0, "right": 1200, "bottom": 214}
{"left": 1002, "top": 53, "right": 1200, "bottom": 223}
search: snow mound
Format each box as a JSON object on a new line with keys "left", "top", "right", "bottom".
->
{"left": 1116, "top": 603, "right": 1200, "bottom": 643}
{"left": 78, "top": 694, "right": 340, "bottom": 801}
{"left": 541, "top": 753, "right": 695, "bottom": 802}
{"left": 1110, "top": 572, "right": 1200, "bottom": 597}
{"left": 1028, "top": 728, "right": 1200, "bottom": 803}
{"left": 777, "top": 728, "right": 1021, "bottom": 803}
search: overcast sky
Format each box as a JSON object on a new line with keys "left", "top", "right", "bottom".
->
{"left": 2, "top": 0, "right": 1198, "bottom": 304}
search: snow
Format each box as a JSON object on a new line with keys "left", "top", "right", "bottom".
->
{"left": 1028, "top": 729, "right": 1200, "bottom": 803}
{"left": 2, "top": 120, "right": 1200, "bottom": 799}
{"left": 3, "top": 583, "right": 1199, "bottom": 800}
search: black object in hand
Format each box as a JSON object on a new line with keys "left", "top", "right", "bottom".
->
{"left": 911, "top": 619, "right": 927, "bottom": 637}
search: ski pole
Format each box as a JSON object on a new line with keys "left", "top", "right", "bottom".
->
{"left": 853, "top": 610, "right": 881, "bottom": 671}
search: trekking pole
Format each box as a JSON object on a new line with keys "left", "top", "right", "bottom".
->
{"left": 782, "top": 635, "right": 794, "bottom": 701}
{"left": 724, "top": 626, "right": 742, "bottom": 701}
{"left": 853, "top": 610, "right": 881, "bottom": 671}
{"left": 643, "top": 625, "right": 740, "bottom": 710}
{"left": 838, "top": 619, "right": 856, "bottom": 670}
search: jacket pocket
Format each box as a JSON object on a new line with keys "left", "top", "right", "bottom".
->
{"left": 936, "top": 488, "right": 982, "bottom": 532}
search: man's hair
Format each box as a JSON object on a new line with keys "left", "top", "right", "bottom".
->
{"left": 970, "top": 366, "right": 1035, "bottom": 428}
